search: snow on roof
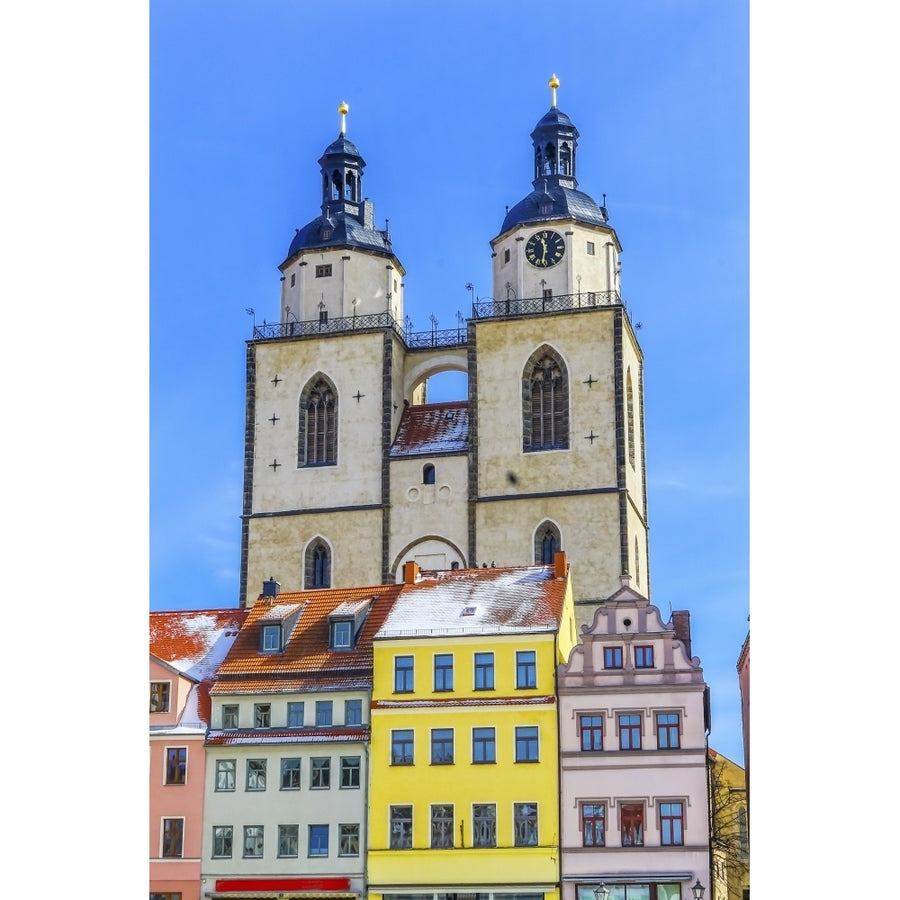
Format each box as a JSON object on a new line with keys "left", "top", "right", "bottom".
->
{"left": 259, "top": 602, "right": 305, "bottom": 621}
{"left": 378, "top": 564, "right": 567, "bottom": 638}
{"left": 389, "top": 401, "right": 469, "bottom": 457}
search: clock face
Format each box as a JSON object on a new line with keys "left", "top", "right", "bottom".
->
{"left": 525, "top": 230, "right": 565, "bottom": 268}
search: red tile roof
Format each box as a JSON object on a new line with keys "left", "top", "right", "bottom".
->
{"left": 215, "top": 584, "right": 404, "bottom": 679}
{"left": 389, "top": 400, "right": 469, "bottom": 457}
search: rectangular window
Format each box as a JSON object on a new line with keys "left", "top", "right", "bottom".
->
{"left": 472, "top": 803, "right": 496, "bottom": 848}
{"left": 243, "top": 825, "right": 264, "bottom": 858}
{"left": 582, "top": 803, "right": 605, "bottom": 847}
{"left": 315, "top": 700, "right": 333, "bottom": 726}
{"left": 618, "top": 713, "right": 642, "bottom": 750}
{"left": 472, "top": 727, "right": 496, "bottom": 763}
{"left": 222, "top": 705, "right": 239, "bottom": 729}
{"left": 254, "top": 703, "right": 271, "bottom": 728}
{"left": 215, "top": 759, "right": 235, "bottom": 792}
{"left": 434, "top": 653, "right": 454, "bottom": 691}
{"left": 514, "top": 802, "right": 538, "bottom": 846}
{"left": 394, "top": 655, "right": 414, "bottom": 692}
{"left": 162, "top": 818, "right": 184, "bottom": 858}
{"left": 516, "top": 650, "right": 537, "bottom": 688}
{"left": 604, "top": 647, "right": 623, "bottom": 669}
{"left": 474, "top": 652, "right": 494, "bottom": 690}
{"left": 280, "top": 758, "right": 301, "bottom": 790}
{"left": 390, "top": 805, "right": 412, "bottom": 849}
{"left": 150, "top": 682, "right": 170, "bottom": 713}
{"left": 331, "top": 620, "right": 352, "bottom": 649}
{"left": 290, "top": 272, "right": 296, "bottom": 287}
{"left": 278, "top": 823, "right": 299, "bottom": 857}
{"left": 621, "top": 802, "right": 644, "bottom": 846}
{"left": 586, "top": 240, "right": 595, "bottom": 255}
{"left": 315, "top": 264, "right": 332, "bottom": 278}
{"left": 634, "top": 645, "right": 654, "bottom": 668}
{"left": 340, "top": 756, "right": 360, "bottom": 788}
{"left": 660, "top": 801, "right": 684, "bottom": 845}
{"left": 430, "top": 804, "right": 454, "bottom": 849}
{"left": 515, "top": 725, "right": 539, "bottom": 762}
{"left": 311, "top": 757, "right": 331, "bottom": 788}
{"left": 246, "top": 759, "right": 267, "bottom": 791}
{"left": 504, "top": 248, "right": 511, "bottom": 263}
{"left": 391, "top": 729, "right": 414, "bottom": 765}
{"left": 165, "top": 747, "right": 187, "bottom": 784}
{"left": 656, "top": 712, "right": 681, "bottom": 748}
{"left": 431, "top": 728, "right": 454, "bottom": 764}
{"left": 261, "top": 624, "right": 281, "bottom": 652}
{"left": 345, "top": 698, "right": 362, "bottom": 725}
{"left": 287, "top": 701, "right": 304, "bottom": 727}
{"left": 339, "top": 823, "right": 360, "bottom": 856}
{"left": 212, "top": 825, "right": 232, "bottom": 858}
{"left": 580, "top": 715, "right": 604, "bottom": 751}
{"left": 308, "top": 824, "right": 328, "bottom": 857}
{"left": 151, "top": 894, "right": 182, "bottom": 900}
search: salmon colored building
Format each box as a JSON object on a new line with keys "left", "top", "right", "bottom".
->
{"left": 150, "top": 609, "right": 248, "bottom": 900}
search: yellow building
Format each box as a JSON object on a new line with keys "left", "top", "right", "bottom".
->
{"left": 708, "top": 750, "right": 748, "bottom": 900}
{"left": 367, "top": 555, "right": 577, "bottom": 900}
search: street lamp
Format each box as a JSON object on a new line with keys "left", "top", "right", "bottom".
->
{"left": 593, "top": 884, "right": 610, "bottom": 900}
{"left": 691, "top": 880, "right": 705, "bottom": 900}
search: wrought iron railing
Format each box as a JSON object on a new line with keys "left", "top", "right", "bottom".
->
{"left": 471, "top": 289, "right": 621, "bottom": 319}
{"left": 250, "top": 290, "right": 624, "bottom": 346}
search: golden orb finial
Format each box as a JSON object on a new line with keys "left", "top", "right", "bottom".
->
{"left": 549, "top": 74, "right": 559, "bottom": 107}
{"left": 338, "top": 101, "right": 349, "bottom": 134}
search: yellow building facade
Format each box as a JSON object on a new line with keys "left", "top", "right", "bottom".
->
{"left": 367, "top": 558, "right": 577, "bottom": 900}
{"left": 708, "top": 750, "right": 748, "bottom": 900}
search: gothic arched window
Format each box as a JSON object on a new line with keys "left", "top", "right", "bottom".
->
{"left": 299, "top": 375, "right": 338, "bottom": 467}
{"left": 305, "top": 540, "right": 331, "bottom": 589}
{"left": 535, "top": 522, "right": 561, "bottom": 565}
{"left": 626, "top": 368, "right": 636, "bottom": 468}
{"left": 523, "top": 347, "right": 569, "bottom": 452}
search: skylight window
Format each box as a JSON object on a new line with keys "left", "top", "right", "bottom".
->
{"left": 461, "top": 606, "right": 477, "bottom": 617}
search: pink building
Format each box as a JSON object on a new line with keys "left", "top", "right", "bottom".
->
{"left": 150, "top": 609, "right": 248, "bottom": 900}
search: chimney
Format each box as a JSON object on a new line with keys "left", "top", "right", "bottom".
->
{"left": 672, "top": 610, "right": 691, "bottom": 659}
{"left": 403, "top": 561, "right": 420, "bottom": 584}
{"left": 554, "top": 550, "right": 568, "bottom": 579}
{"left": 262, "top": 577, "right": 280, "bottom": 598}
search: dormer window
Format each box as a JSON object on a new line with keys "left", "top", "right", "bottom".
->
{"left": 261, "top": 624, "right": 282, "bottom": 653}
{"left": 331, "top": 620, "right": 352, "bottom": 650}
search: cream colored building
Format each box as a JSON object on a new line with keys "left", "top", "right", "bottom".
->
{"left": 240, "top": 78, "right": 648, "bottom": 634}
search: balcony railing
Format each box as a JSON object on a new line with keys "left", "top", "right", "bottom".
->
{"left": 250, "top": 290, "right": 624, "bottom": 347}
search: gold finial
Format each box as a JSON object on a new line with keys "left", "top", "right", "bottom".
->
{"left": 549, "top": 73, "right": 559, "bottom": 107}
{"left": 338, "top": 101, "right": 349, "bottom": 135}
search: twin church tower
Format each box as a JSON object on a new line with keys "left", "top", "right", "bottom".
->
{"left": 240, "top": 77, "right": 648, "bottom": 631}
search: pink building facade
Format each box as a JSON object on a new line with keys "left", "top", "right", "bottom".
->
{"left": 150, "top": 610, "right": 248, "bottom": 900}
{"left": 557, "top": 579, "right": 711, "bottom": 900}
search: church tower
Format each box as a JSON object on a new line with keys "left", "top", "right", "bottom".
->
{"left": 240, "top": 80, "right": 649, "bottom": 632}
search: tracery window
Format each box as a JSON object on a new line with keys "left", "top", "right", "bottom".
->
{"left": 523, "top": 347, "right": 569, "bottom": 451}
{"left": 535, "top": 521, "right": 561, "bottom": 564}
{"left": 299, "top": 375, "right": 337, "bottom": 466}
{"left": 305, "top": 539, "right": 331, "bottom": 589}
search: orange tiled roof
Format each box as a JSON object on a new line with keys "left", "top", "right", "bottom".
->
{"left": 216, "top": 584, "right": 404, "bottom": 678}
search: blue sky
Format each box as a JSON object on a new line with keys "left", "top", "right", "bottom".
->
{"left": 149, "top": 1, "right": 749, "bottom": 765}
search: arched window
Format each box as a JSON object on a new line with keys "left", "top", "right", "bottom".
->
{"left": 627, "top": 369, "right": 636, "bottom": 468}
{"left": 535, "top": 521, "right": 561, "bottom": 565}
{"left": 299, "top": 375, "right": 338, "bottom": 467}
{"left": 523, "top": 347, "right": 569, "bottom": 452}
{"left": 423, "top": 464, "right": 435, "bottom": 485}
{"left": 560, "top": 142, "right": 572, "bottom": 175}
{"left": 305, "top": 540, "right": 331, "bottom": 589}
{"left": 543, "top": 142, "right": 557, "bottom": 175}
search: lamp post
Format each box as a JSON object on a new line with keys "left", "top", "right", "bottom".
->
{"left": 593, "top": 884, "right": 609, "bottom": 900}
{"left": 691, "top": 879, "right": 705, "bottom": 900}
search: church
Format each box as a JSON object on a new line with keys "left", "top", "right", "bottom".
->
{"left": 239, "top": 76, "right": 649, "bottom": 632}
